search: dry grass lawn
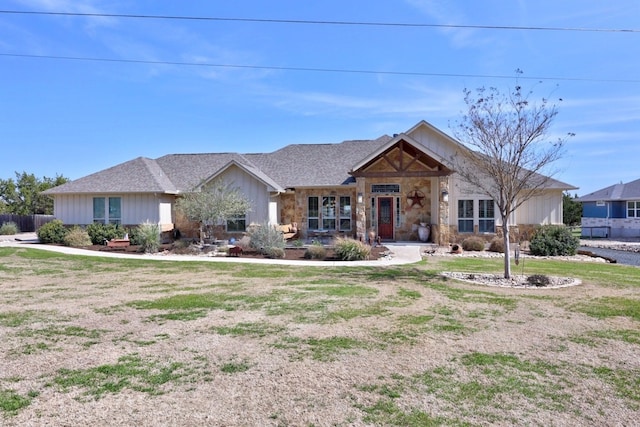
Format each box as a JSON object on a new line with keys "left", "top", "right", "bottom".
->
{"left": 1, "top": 246, "right": 639, "bottom": 426}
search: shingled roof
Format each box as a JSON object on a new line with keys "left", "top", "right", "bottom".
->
{"left": 578, "top": 178, "right": 640, "bottom": 202}
{"left": 43, "top": 157, "right": 180, "bottom": 195}
{"left": 44, "top": 136, "right": 392, "bottom": 195}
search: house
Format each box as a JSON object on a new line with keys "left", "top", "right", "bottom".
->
{"left": 43, "top": 120, "right": 575, "bottom": 245}
{"left": 577, "top": 178, "right": 640, "bottom": 238}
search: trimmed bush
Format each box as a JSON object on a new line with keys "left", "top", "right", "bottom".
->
{"left": 0, "top": 221, "right": 19, "bottom": 235}
{"left": 462, "top": 236, "right": 485, "bottom": 252}
{"left": 248, "top": 222, "right": 286, "bottom": 255}
{"left": 529, "top": 225, "right": 579, "bottom": 256}
{"left": 136, "top": 221, "right": 161, "bottom": 253}
{"left": 304, "top": 243, "right": 327, "bottom": 260}
{"left": 333, "top": 237, "right": 371, "bottom": 261}
{"left": 526, "top": 274, "right": 551, "bottom": 287}
{"left": 488, "top": 238, "right": 505, "bottom": 253}
{"left": 63, "top": 226, "right": 92, "bottom": 247}
{"left": 37, "top": 219, "right": 67, "bottom": 244}
{"left": 86, "top": 223, "right": 123, "bottom": 245}
{"left": 263, "top": 246, "right": 285, "bottom": 259}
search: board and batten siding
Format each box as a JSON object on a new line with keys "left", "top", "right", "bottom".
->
{"left": 52, "top": 193, "right": 172, "bottom": 227}
{"left": 214, "top": 165, "right": 271, "bottom": 225}
{"left": 449, "top": 175, "right": 563, "bottom": 227}
{"left": 516, "top": 191, "right": 564, "bottom": 225}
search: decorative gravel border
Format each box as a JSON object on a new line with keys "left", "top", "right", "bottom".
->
{"left": 441, "top": 271, "right": 582, "bottom": 289}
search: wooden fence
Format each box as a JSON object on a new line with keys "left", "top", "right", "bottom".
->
{"left": 0, "top": 214, "right": 55, "bottom": 233}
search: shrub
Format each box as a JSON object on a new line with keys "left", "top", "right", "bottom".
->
{"left": 462, "top": 236, "right": 485, "bottom": 252}
{"left": 333, "top": 237, "right": 371, "bottom": 261}
{"left": 136, "top": 221, "right": 161, "bottom": 253}
{"left": 488, "top": 238, "right": 505, "bottom": 253}
{"left": 86, "top": 223, "right": 123, "bottom": 245}
{"left": 248, "top": 222, "right": 286, "bottom": 255}
{"left": 63, "top": 226, "right": 92, "bottom": 247}
{"left": 263, "top": 246, "right": 285, "bottom": 259}
{"left": 37, "top": 219, "right": 67, "bottom": 244}
{"left": 526, "top": 274, "right": 551, "bottom": 287}
{"left": 0, "top": 221, "right": 19, "bottom": 235}
{"left": 529, "top": 225, "right": 579, "bottom": 256}
{"left": 304, "top": 243, "right": 327, "bottom": 260}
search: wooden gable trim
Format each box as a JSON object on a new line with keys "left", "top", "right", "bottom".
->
{"left": 350, "top": 139, "right": 452, "bottom": 178}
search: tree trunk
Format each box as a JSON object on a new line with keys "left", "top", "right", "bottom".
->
{"left": 503, "top": 222, "right": 511, "bottom": 279}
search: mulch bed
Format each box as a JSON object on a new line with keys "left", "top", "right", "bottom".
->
{"left": 83, "top": 243, "right": 389, "bottom": 262}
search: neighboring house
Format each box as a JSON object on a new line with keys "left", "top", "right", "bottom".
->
{"left": 577, "top": 178, "right": 640, "bottom": 238}
{"left": 44, "top": 120, "right": 575, "bottom": 245}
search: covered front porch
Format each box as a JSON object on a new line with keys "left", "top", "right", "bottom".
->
{"left": 349, "top": 137, "right": 454, "bottom": 246}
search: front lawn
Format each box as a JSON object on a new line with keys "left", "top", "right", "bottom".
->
{"left": 0, "top": 247, "right": 638, "bottom": 425}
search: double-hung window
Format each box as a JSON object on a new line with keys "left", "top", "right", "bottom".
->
{"left": 628, "top": 201, "right": 640, "bottom": 218}
{"left": 93, "top": 197, "right": 122, "bottom": 224}
{"left": 458, "top": 199, "right": 474, "bottom": 233}
{"left": 478, "top": 199, "right": 495, "bottom": 232}
{"left": 339, "top": 196, "right": 352, "bottom": 231}
{"left": 308, "top": 196, "right": 352, "bottom": 231}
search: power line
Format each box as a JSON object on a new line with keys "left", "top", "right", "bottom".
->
{"left": 2, "top": 52, "right": 639, "bottom": 84}
{"left": 1, "top": 10, "right": 638, "bottom": 33}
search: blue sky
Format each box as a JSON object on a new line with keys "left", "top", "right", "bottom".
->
{"left": 0, "top": 0, "right": 638, "bottom": 196}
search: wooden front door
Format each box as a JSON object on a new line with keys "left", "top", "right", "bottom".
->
{"left": 377, "top": 197, "right": 394, "bottom": 240}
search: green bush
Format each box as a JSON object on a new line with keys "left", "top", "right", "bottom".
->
{"left": 488, "top": 238, "right": 505, "bottom": 253}
{"left": 63, "top": 226, "right": 92, "bottom": 247}
{"left": 0, "top": 221, "right": 19, "bottom": 235}
{"left": 333, "top": 237, "right": 371, "bottom": 261}
{"left": 248, "top": 222, "right": 286, "bottom": 255}
{"left": 462, "top": 236, "right": 485, "bottom": 251}
{"left": 304, "top": 243, "right": 327, "bottom": 260}
{"left": 136, "top": 221, "right": 161, "bottom": 253}
{"left": 86, "top": 223, "right": 123, "bottom": 245}
{"left": 37, "top": 220, "right": 67, "bottom": 244}
{"left": 529, "top": 225, "right": 579, "bottom": 256}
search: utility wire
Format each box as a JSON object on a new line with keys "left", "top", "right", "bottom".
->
{"left": 2, "top": 53, "right": 639, "bottom": 84}
{"left": 0, "top": 10, "right": 638, "bottom": 33}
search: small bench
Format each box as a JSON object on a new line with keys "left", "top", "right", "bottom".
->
{"left": 106, "top": 239, "right": 130, "bottom": 249}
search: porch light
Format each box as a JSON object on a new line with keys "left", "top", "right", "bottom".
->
{"left": 441, "top": 190, "right": 449, "bottom": 202}
{"left": 357, "top": 192, "right": 363, "bottom": 203}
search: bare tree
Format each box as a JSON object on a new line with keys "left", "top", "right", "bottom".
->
{"left": 175, "top": 179, "right": 252, "bottom": 243}
{"left": 451, "top": 80, "right": 573, "bottom": 278}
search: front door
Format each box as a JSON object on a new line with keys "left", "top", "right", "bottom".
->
{"left": 377, "top": 197, "right": 394, "bottom": 240}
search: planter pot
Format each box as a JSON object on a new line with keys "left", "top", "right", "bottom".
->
{"left": 418, "top": 224, "right": 430, "bottom": 242}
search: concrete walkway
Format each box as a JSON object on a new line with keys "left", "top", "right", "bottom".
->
{"left": 0, "top": 233, "right": 426, "bottom": 267}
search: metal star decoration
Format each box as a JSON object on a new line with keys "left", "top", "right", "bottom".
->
{"left": 407, "top": 190, "right": 425, "bottom": 208}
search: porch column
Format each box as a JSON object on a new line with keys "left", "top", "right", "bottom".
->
{"left": 438, "top": 176, "right": 450, "bottom": 246}
{"left": 355, "top": 178, "right": 366, "bottom": 241}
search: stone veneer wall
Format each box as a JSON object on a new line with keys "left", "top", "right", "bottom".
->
{"left": 582, "top": 217, "right": 640, "bottom": 238}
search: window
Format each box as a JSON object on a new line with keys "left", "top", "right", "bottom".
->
{"left": 308, "top": 197, "right": 319, "bottom": 230}
{"left": 93, "top": 198, "right": 105, "bottom": 223}
{"left": 628, "top": 201, "right": 640, "bottom": 218}
{"left": 321, "top": 196, "right": 336, "bottom": 229}
{"left": 478, "top": 200, "right": 495, "bottom": 233}
{"left": 108, "top": 197, "right": 121, "bottom": 224}
{"left": 371, "top": 184, "right": 400, "bottom": 193}
{"left": 226, "top": 215, "right": 246, "bottom": 232}
{"left": 458, "top": 199, "right": 474, "bottom": 233}
{"left": 339, "top": 196, "right": 351, "bottom": 231}
{"left": 308, "top": 196, "right": 352, "bottom": 231}
{"left": 93, "top": 197, "right": 121, "bottom": 224}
